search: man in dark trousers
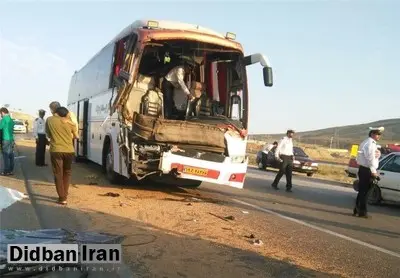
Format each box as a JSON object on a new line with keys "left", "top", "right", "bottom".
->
{"left": 33, "top": 109, "right": 47, "bottom": 166}
{"left": 271, "top": 130, "right": 295, "bottom": 192}
{"left": 353, "top": 126, "right": 384, "bottom": 218}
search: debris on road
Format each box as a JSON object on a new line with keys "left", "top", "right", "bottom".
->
{"left": 209, "top": 212, "right": 229, "bottom": 222}
{"left": 99, "top": 192, "right": 120, "bottom": 197}
{"left": 245, "top": 234, "right": 256, "bottom": 239}
{"left": 184, "top": 197, "right": 203, "bottom": 202}
{"left": 208, "top": 213, "right": 235, "bottom": 222}
{"left": 252, "top": 239, "right": 263, "bottom": 246}
{"left": 186, "top": 203, "right": 192, "bottom": 206}
{"left": 242, "top": 211, "right": 249, "bottom": 214}
{"left": 0, "top": 185, "right": 28, "bottom": 212}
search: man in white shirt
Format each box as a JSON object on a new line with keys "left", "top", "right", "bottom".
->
{"left": 271, "top": 130, "right": 295, "bottom": 192}
{"left": 161, "top": 57, "right": 196, "bottom": 119}
{"left": 33, "top": 109, "right": 47, "bottom": 166}
{"left": 353, "top": 126, "right": 384, "bottom": 218}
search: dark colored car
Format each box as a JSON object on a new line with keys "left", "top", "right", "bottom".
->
{"left": 256, "top": 146, "right": 319, "bottom": 177}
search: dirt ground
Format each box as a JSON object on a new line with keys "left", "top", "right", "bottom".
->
{"left": 12, "top": 139, "right": 354, "bottom": 277}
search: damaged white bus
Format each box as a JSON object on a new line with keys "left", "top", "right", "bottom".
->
{"left": 67, "top": 19, "right": 273, "bottom": 189}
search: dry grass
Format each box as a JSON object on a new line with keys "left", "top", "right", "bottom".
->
{"left": 9, "top": 110, "right": 35, "bottom": 132}
{"left": 246, "top": 141, "right": 350, "bottom": 164}
{"left": 247, "top": 153, "right": 353, "bottom": 185}
{"left": 312, "top": 164, "right": 353, "bottom": 184}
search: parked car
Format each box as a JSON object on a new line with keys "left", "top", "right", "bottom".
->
{"left": 256, "top": 146, "right": 319, "bottom": 177}
{"left": 345, "top": 146, "right": 392, "bottom": 178}
{"left": 13, "top": 119, "right": 27, "bottom": 134}
{"left": 353, "top": 152, "right": 400, "bottom": 205}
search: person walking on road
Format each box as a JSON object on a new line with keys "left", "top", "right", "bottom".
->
{"left": 271, "top": 130, "right": 295, "bottom": 192}
{"left": 46, "top": 102, "right": 76, "bottom": 205}
{"left": 353, "top": 126, "right": 384, "bottom": 218}
{"left": 0, "top": 107, "right": 15, "bottom": 176}
{"left": 33, "top": 109, "right": 48, "bottom": 166}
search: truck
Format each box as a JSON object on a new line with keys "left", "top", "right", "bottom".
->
{"left": 67, "top": 19, "right": 273, "bottom": 189}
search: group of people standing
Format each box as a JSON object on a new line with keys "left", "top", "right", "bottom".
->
{"left": 0, "top": 101, "right": 78, "bottom": 206}
{"left": 269, "top": 126, "right": 384, "bottom": 218}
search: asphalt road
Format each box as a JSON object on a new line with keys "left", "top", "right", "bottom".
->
{"left": 198, "top": 167, "right": 400, "bottom": 277}
{"left": 2, "top": 138, "right": 400, "bottom": 277}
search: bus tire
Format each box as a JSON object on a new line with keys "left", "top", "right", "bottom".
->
{"left": 103, "top": 139, "right": 119, "bottom": 184}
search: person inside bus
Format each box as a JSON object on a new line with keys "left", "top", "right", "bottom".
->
{"left": 161, "top": 56, "right": 196, "bottom": 119}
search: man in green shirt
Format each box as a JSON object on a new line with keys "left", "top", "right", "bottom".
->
{"left": 0, "top": 107, "right": 15, "bottom": 175}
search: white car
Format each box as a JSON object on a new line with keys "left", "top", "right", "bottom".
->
{"left": 346, "top": 145, "right": 390, "bottom": 178}
{"left": 353, "top": 152, "right": 400, "bottom": 204}
{"left": 13, "top": 119, "right": 27, "bottom": 134}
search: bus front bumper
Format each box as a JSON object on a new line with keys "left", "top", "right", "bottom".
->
{"left": 159, "top": 152, "right": 247, "bottom": 189}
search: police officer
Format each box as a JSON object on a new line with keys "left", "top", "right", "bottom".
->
{"left": 33, "top": 109, "right": 47, "bottom": 166}
{"left": 353, "top": 126, "right": 384, "bottom": 218}
{"left": 271, "top": 130, "right": 295, "bottom": 192}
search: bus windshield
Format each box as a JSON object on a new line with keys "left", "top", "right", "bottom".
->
{"left": 124, "top": 39, "right": 248, "bottom": 129}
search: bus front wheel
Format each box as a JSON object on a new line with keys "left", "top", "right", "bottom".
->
{"left": 104, "top": 142, "right": 119, "bottom": 184}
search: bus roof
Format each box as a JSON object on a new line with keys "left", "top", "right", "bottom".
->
{"left": 112, "top": 19, "right": 227, "bottom": 43}
{"left": 73, "top": 19, "right": 240, "bottom": 76}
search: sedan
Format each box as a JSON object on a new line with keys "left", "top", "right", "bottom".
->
{"left": 256, "top": 146, "right": 319, "bottom": 177}
{"left": 353, "top": 152, "right": 400, "bottom": 205}
{"left": 13, "top": 120, "right": 27, "bottom": 134}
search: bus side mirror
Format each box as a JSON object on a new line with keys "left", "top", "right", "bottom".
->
{"left": 263, "top": 67, "right": 273, "bottom": 87}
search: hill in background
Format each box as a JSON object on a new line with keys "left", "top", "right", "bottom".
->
{"left": 8, "top": 110, "right": 36, "bottom": 132}
{"left": 249, "top": 118, "right": 400, "bottom": 149}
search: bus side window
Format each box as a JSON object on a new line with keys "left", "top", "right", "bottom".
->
{"left": 110, "top": 34, "right": 138, "bottom": 88}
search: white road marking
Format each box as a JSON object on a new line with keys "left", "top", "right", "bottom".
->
{"left": 231, "top": 198, "right": 400, "bottom": 259}
{"left": 14, "top": 156, "right": 26, "bottom": 160}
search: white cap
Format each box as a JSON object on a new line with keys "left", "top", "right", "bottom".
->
{"left": 369, "top": 126, "right": 384, "bottom": 133}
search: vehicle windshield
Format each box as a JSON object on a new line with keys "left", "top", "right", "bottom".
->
{"left": 293, "top": 147, "right": 308, "bottom": 157}
{"left": 135, "top": 40, "right": 247, "bottom": 129}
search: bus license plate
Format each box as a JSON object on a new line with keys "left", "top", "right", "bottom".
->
{"left": 183, "top": 166, "right": 209, "bottom": 176}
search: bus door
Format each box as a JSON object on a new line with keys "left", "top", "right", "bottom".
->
{"left": 76, "top": 99, "right": 89, "bottom": 158}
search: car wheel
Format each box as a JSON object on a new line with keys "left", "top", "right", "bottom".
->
{"left": 307, "top": 173, "right": 314, "bottom": 177}
{"left": 367, "top": 185, "right": 382, "bottom": 205}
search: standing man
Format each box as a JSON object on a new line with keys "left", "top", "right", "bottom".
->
{"left": 46, "top": 101, "right": 75, "bottom": 205}
{"left": 354, "top": 127, "right": 384, "bottom": 218}
{"left": 25, "top": 120, "right": 29, "bottom": 132}
{"left": 0, "top": 107, "right": 15, "bottom": 176}
{"left": 271, "top": 130, "right": 295, "bottom": 192}
{"left": 33, "top": 109, "right": 47, "bottom": 166}
{"left": 162, "top": 57, "right": 196, "bottom": 119}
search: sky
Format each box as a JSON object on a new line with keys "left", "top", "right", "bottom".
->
{"left": 0, "top": 0, "right": 399, "bottom": 134}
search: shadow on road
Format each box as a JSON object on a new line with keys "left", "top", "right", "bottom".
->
{"left": 1, "top": 189, "right": 340, "bottom": 278}
{"left": 243, "top": 169, "right": 400, "bottom": 218}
